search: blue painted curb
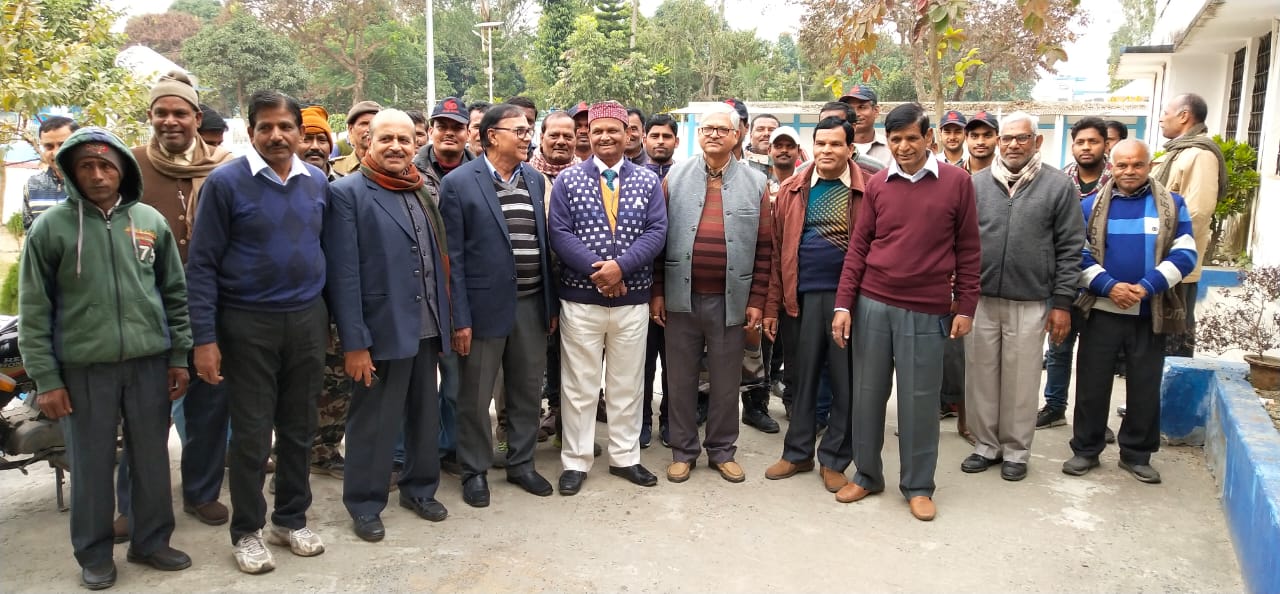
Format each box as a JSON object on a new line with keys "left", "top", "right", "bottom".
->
{"left": 1167, "top": 358, "right": 1280, "bottom": 594}
{"left": 1197, "top": 266, "right": 1243, "bottom": 302}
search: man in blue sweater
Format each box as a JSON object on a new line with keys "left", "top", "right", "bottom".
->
{"left": 188, "top": 91, "right": 329, "bottom": 574}
{"left": 548, "top": 101, "right": 667, "bottom": 495}
{"left": 1065, "top": 139, "right": 1197, "bottom": 484}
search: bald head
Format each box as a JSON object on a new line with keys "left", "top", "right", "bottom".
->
{"left": 369, "top": 109, "right": 414, "bottom": 137}
{"left": 1110, "top": 139, "right": 1153, "bottom": 195}
{"left": 367, "top": 109, "right": 416, "bottom": 172}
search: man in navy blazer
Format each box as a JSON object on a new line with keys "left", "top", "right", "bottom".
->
{"left": 324, "top": 110, "right": 452, "bottom": 542}
{"left": 439, "top": 103, "right": 559, "bottom": 507}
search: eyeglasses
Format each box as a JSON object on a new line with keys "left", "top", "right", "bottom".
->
{"left": 492, "top": 126, "right": 534, "bottom": 139}
{"left": 999, "top": 134, "right": 1035, "bottom": 145}
{"left": 698, "top": 126, "right": 734, "bottom": 138}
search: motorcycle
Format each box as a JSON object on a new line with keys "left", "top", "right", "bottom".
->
{"left": 0, "top": 315, "right": 69, "bottom": 509}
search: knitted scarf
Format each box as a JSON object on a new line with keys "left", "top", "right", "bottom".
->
{"left": 530, "top": 150, "right": 580, "bottom": 178}
{"left": 1074, "top": 178, "right": 1187, "bottom": 335}
{"left": 1151, "top": 123, "right": 1228, "bottom": 199}
{"left": 145, "top": 136, "right": 232, "bottom": 235}
{"left": 989, "top": 150, "right": 1043, "bottom": 197}
{"left": 359, "top": 155, "right": 451, "bottom": 303}
{"left": 1063, "top": 160, "right": 1112, "bottom": 197}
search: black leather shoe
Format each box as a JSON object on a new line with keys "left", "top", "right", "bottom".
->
{"left": 399, "top": 496, "right": 448, "bottom": 521}
{"left": 462, "top": 475, "right": 490, "bottom": 508}
{"left": 609, "top": 464, "right": 658, "bottom": 487}
{"left": 558, "top": 470, "right": 587, "bottom": 495}
{"left": 126, "top": 546, "right": 191, "bottom": 571}
{"left": 506, "top": 471, "right": 554, "bottom": 496}
{"left": 81, "top": 561, "right": 116, "bottom": 590}
{"left": 1000, "top": 461, "right": 1028, "bottom": 481}
{"left": 960, "top": 453, "right": 1001, "bottom": 473}
{"left": 1118, "top": 460, "right": 1162, "bottom": 484}
{"left": 353, "top": 514, "right": 385, "bottom": 542}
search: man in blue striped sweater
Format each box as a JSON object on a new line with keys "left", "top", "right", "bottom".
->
{"left": 1064, "top": 139, "right": 1197, "bottom": 484}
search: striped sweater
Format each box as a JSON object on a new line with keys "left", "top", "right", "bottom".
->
{"left": 1080, "top": 184, "right": 1197, "bottom": 317}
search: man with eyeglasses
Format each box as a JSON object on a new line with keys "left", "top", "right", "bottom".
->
{"left": 963, "top": 111, "right": 1084, "bottom": 483}
{"left": 439, "top": 103, "right": 558, "bottom": 508}
{"left": 652, "top": 103, "right": 772, "bottom": 484}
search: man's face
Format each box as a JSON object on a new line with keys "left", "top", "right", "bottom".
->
{"left": 368, "top": 118, "right": 415, "bottom": 172}
{"left": 1159, "top": 101, "right": 1188, "bottom": 140}
{"left": 413, "top": 122, "right": 429, "bottom": 149}
{"left": 590, "top": 117, "right": 626, "bottom": 164}
{"left": 148, "top": 96, "right": 202, "bottom": 154}
{"left": 848, "top": 99, "right": 878, "bottom": 134}
{"left": 697, "top": 113, "right": 737, "bottom": 157}
{"left": 467, "top": 109, "right": 486, "bottom": 153}
{"left": 1111, "top": 144, "right": 1152, "bottom": 195}
{"left": 1072, "top": 127, "right": 1106, "bottom": 168}
{"left": 812, "top": 128, "right": 852, "bottom": 174}
{"left": 751, "top": 117, "right": 779, "bottom": 152}
{"left": 997, "top": 119, "right": 1042, "bottom": 172}
{"left": 299, "top": 131, "right": 332, "bottom": 170}
{"left": 887, "top": 124, "right": 931, "bottom": 173}
{"left": 249, "top": 105, "right": 301, "bottom": 169}
{"left": 350, "top": 112, "right": 376, "bottom": 153}
{"left": 626, "top": 113, "right": 644, "bottom": 153}
{"left": 431, "top": 118, "right": 469, "bottom": 159}
{"left": 540, "top": 116, "right": 575, "bottom": 165}
{"left": 521, "top": 107, "right": 537, "bottom": 126}
{"left": 644, "top": 124, "right": 678, "bottom": 163}
{"left": 1106, "top": 127, "right": 1124, "bottom": 153}
{"left": 769, "top": 136, "right": 799, "bottom": 169}
{"left": 573, "top": 113, "right": 591, "bottom": 153}
{"left": 72, "top": 157, "right": 122, "bottom": 205}
{"left": 939, "top": 125, "right": 965, "bottom": 153}
{"left": 199, "top": 129, "right": 225, "bottom": 148}
{"left": 38, "top": 125, "right": 73, "bottom": 170}
{"left": 966, "top": 126, "right": 996, "bottom": 159}
{"left": 487, "top": 114, "right": 532, "bottom": 161}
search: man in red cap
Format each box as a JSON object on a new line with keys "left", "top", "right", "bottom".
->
{"left": 938, "top": 110, "right": 968, "bottom": 166}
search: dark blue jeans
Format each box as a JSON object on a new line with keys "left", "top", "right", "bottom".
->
{"left": 1043, "top": 310, "right": 1082, "bottom": 412}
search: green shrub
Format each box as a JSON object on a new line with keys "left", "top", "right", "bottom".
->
{"left": 0, "top": 262, "right": 18, "bottom": 315}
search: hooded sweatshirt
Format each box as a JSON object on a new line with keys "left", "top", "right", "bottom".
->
{"left": 18, "top": 127, "right": 192, "bottom": 393}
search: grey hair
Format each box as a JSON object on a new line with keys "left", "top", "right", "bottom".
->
{"left": 703, "top": 103, "right": 740, "bottom": 129}
{"left": 1000, "top": 111, "right": 1039, "bottom": 132}
{"left": 1110, "top": 138, "right": 1152, "bottom": 162}
{"left": 368, "top": 108, "right": 413, "bottom": 137}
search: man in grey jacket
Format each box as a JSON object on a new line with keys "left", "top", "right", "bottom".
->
{"left": 962, "top": 112, "right": 1084, "bottom": 481}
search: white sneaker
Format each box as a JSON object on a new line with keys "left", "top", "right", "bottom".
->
{"left": 234, "top": 530, "right": 275, "bottom": 574}
{"left": 266, "top": 524, "right": 325, "bottom": 557}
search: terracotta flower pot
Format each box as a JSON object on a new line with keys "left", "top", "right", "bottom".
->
{"left": 1243, "top": 354, "right": 1280, "bottom": 391}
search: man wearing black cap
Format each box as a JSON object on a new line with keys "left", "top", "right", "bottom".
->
{"left": 963, "top": 111, "right": 998, "bottom": 174}
{"left": 938, "top": 110, "right": 967, "bottom": 166}
{"left": 839, "top": 84, "right": 891, "bottom": 166}
{"left": 568, "top": 101, "right": 592, "bottom": 161}
{"left": 333, "top": 100, "right": 383, "bottom": 176}
{"left": 414, "top": 96, "right": 474, "bottom": 192}
{"left": 198, "top": 104, "right": 229, "bottom": 148}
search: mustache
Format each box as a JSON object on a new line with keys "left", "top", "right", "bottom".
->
{"left": 304, "top": 149, "right": 327, "bottom": 159}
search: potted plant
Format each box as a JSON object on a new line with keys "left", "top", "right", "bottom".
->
{"left": 1208, "top": 135, "right": 1260, "bottom": 263}
{"left": 1197, "top": 266, "right": 1280, "bottom": 390}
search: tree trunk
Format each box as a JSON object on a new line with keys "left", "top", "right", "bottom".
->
{"left": 929, "top": 28, "right": 944, "bottom": 122}
{"left": 236, "top": 80, "right": 245, "bottom": 121}
{"left": 630, "top": 0, "right": 637, "bottom": 49}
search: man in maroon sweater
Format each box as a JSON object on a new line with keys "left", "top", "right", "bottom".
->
{"left": 831, "top": 103, "right": 982, "bottom": 521}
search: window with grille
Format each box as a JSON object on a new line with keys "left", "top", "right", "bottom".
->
{"left": 1247, "top": 32, "right": 1269, "bottom": 152}
{"left": 1226, "top": 47, "right": 1245, "bottom": 139}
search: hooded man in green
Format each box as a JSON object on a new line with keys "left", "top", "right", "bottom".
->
{"left": 19, "top": 127, "right": 194, "bottom": 590}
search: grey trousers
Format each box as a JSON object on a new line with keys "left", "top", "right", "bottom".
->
{"left": 344, "top": 338, "right": 441, "bottom": 518}
{"left": 849, "top": 295, "right": 945, "bottom": 500}
{"left": 963, "top": 296, "right": 1048, "bottom": 464}
{"left": 665, "top": 293, "right": 744, "bottom": 465}
{"left": 62, "top": 355, "right": 174, "bottom": 567}
{"left": 456, "top": 295, "right": 547, "bottom": 478}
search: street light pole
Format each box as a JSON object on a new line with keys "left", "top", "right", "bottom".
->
{"left": 475, "top": 21, "right": 503, "bottom": 104}
{"left": 426, "top": 0, "right": 435, "bottom": 110}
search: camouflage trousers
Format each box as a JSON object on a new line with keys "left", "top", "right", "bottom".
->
{"left": 313, "top": 325, "right": 352, "bottom": 463}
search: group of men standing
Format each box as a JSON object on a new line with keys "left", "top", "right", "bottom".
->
{"left": 18, "top": 68, "right": 1225, "bottom": 589}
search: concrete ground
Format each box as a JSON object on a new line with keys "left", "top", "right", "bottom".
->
{"left": 0, "top": 376, "right": 1244, "bottom": 593}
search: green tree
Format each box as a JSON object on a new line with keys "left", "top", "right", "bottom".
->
{"left": 534, "top": 0, "right": 590, "bottom": 85}
{"left": 548, "top": 13, "right": 665, "bottom": 113}
{"left": 638, "top": 0, "right": 759, "bottom": 104}
{"left": 170, "top": 0, "right": 224, "bottom": 21}
{"left": 123, "top": 11, "right": 204, "bottom": 62}
{"left": 1107, "top": 0, "right": 1155, "bottom": 90}
{"left": 594, "top": 0, "right": 628, "bottom": 36}
{"left": 181, "top": 9, "right": 308, "bottom": 116}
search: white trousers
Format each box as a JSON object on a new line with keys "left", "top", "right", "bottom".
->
{"left": 558, "top": 300, "right": 649, "bottom": 471}
{"left": 963, "top": 296, "right": 1048, "bottom": 464}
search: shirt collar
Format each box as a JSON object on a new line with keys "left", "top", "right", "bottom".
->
{"left": 886, "top": 153, "right": 940, "bottom": 183}
{"left": 159, "top": 140, "right": 197, "bottom": 165}
{"left": 809, "top": 162, "right": 852, "bottom": 188}
{"left": 483, "top": 155, "right": 520, "bottom": 184}
{"left": 245, "top": 148, "right": 311, "bottom": 185}
{"left": 593, "top": 156, "right": 624, "bottom": 177}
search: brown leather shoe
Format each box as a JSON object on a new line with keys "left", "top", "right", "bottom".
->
{"left": 712, "top": 460, "right": 746, "bottom": 483}
{"left": 113, "top": 514, "right": 129, "bottom": 544}
{"left": 834, "top": 482, "right": 879, "bottom": 503}
{"left": 183, "top": 500, "right": 229, "bottom": 526}
{"left": 820, "top": 466, "right": 848, "bottom": 492}
{"left": 764, "top": 459, "right": 814, "bottom": 480}
{"left": 666, "top": 461, "right": 694, "bottom": 483}
{"left": 909, "top": 496, "right": 936, "bottom": 521}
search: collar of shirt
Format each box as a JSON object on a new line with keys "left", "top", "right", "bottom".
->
{"left": 483, "top": 155, "right": 520, "bottom": 184}
{"left": 245, "top": 148, "right": 311, "bottom": 185}
{"left": 160, "top": 140, "right": 197, "bottom": 166}
{"left": 593, "top": 156, "right": 624, "bottom": 178}
{"left": 809, "top": 162, "right": 852, "bottom": 188}
{"left": 886, "top": 152, "right": 940, "bottom": 183}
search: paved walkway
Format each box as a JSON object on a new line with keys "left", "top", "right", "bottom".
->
{"left": 0, "top": 377, "right": 1243, "bottom": 592}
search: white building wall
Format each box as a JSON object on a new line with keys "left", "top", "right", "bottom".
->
{"left": 1154, "top": 53, "right": 1231, "bottom": 150}
{"left": 1247, "top": 20, "right": 1280, "bottom": 267}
